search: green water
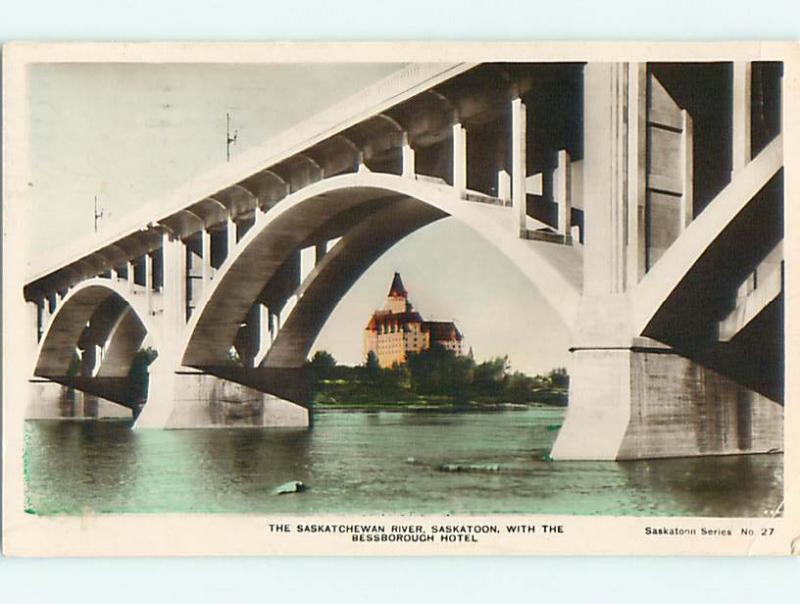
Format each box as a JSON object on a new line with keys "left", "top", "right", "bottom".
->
{"left": 24, "top": 407, "right": 783, "bottom": 516}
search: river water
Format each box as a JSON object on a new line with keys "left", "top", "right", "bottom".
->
{"left": 24, "top": 406, "right": 783, "bottom": 517}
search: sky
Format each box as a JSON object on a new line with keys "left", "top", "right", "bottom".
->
{"left": 27, "top": 62, "right": 570, "bottom": 375}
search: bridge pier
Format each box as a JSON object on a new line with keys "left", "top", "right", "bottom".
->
{"left": 134, "top": 363, "right": 309, "bottom": 429}
{"left": 27, "top": 379, "right": 132, "bottom": 420}
{"left": 551, "top": 343, "right": 783, "bottom": 460}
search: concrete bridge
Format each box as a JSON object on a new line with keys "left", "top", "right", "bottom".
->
{"left": 24, "top": 61, "right": 784, "bottom": 460}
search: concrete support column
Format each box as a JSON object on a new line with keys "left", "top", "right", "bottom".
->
{"left": 257, "top": 303, "right": 271, "bottom": 363}
{"left": 127, "top": 261, "right": 135, "bottom": 293}
{"left": 254, "top": 203, "right": 267, "bottom": 227}
{"left": 555, "top": 150, "right": 572, "bottom": 237}
{"left": 511, "top": 97, "right": 527, "bottom": 237}
{"left": 582, "top": 63, "right": 629, "bottom": 296}
{"left": 227, "top": 216, "right": 237, "bottom": 253}
{"left": 30, "top": 301, "right": 41, "bottom": 346}
{"left": 401, "top": 133, "right": 415, "bottom": 178}
{"left": 452, "top": 122, "right": 467, "bottom": 196}
{"left": 732, "top": 61, "right": 752, "bottom": 176}
{"left": 300, "top": 246, "right": 315, "bottom": 283}
{"left": 145, "top": 253, "right": 153, "bottom": 314}
{"left": 92, "top": 344, "right": 102, "bottom": 377}
{"left": 280, "top": 296, "right": 297, "bottom": 328}
{"left": 680, "top": 109, "right": 694, "bottom": 230}
{"left": 497, "top": 169, "right": 511, "bottom": 204}
{"left": 325, "top": 237, "right": 342, "bottom": 254}
{"left": 80, "top": 343, "right": 102, "bottom": 378}
{"left": 357, "top": 151, "right": 369, "bottom": 173}
{"left": 201, "top": 228, "right": 212, "bottom": 286}
{"left": 626, "top": 62, "right": 648, "bottom": 286}
{"left": 315, "top": 242, "right": 327, "bottom": 265}
{"left": 40, "top": 297, "right": 51, "bottom": 334}
{"left": 161, "top": 233, "right": 187, "bottom": 339}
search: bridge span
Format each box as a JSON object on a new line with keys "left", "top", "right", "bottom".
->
{"left": 23, "top": 61, "right": 784, "bottom": 460}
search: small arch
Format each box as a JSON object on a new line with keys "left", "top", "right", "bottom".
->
{"left": 35, "top": 278, "right": 160, "bottom": 379}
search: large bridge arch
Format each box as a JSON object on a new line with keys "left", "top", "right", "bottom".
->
{"left": 180, "top": 172, "right": 583, "bottom": 369}
{"left": 34, "top": 278, "right": 161, "bottom": 381}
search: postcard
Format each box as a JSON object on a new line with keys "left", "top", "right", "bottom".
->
{"left": 3, "top": 41, "right": 798, "bottom": 556}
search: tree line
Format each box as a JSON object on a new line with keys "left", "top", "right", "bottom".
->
{"left": 307, "top": 347, "right": 568, "bottom": 406}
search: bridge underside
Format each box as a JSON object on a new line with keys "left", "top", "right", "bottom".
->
{"left": 24, "top": 61, "right": 785, "bottom": 460}
{"left": 552, "top": 170, "right": 784, "bottom": 460}
{"left": 643, "top": 173, "right": 784, "bottom": 404}
{"left": 550, "top": 62, "right": 783, "bottom": 460}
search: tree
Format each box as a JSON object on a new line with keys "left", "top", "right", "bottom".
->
{"left": 473, "top": 356, "right": 509, "bottom": 396}
{"left": 128, "top": 347, "right": 159, "bottom": 406}
{"left": 309, "top": 350, "right": 337, "bottom": 369}
{"left": 364, "top": 351, "right": 380, "bottom": 374}
{"left": 506, "top": 371, "right": 535, "bottom": 402}
{"left": 407, "top": 346, "right": 474, "bottom": 399}
{"left": 547, "top": 367, "right": 569, "bottom": 389}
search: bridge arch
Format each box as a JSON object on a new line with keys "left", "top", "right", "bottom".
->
{"left": 34, "top": 278, "right": 161, "bottom": 380}
{"left": 180, "top": 171, "right": 582, "bottom": 369}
